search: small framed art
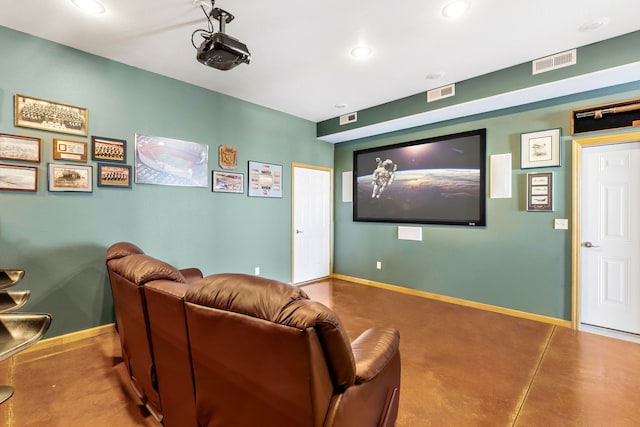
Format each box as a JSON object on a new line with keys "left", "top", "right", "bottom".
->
{"left": 53, "top": 138, "right": 87, "bottom": 162}
{"left": 97, "top": 163, "right": 132, "bottom": 188}
{"left": 212, "top": 170, "right": 244, "bottom": 193}
{"left": 248, "top": 161, "right": 282, "bottom": 198}
{"left": 0, "top": 163, "right": 38, "bottom": 192}
{"left": 526, "top": 172, "right": 553, "bottom": 211}
{"left": 0, "top": 133, "right": 41, "bottom": 163}
{"left": 92, "top": 136, "right": 126, "bottom": 163}
{"left": 15, "top": 94, "right": 88, "bottom": 136}
{"left": 48, "top": 163, "right": 93, "bottom": 192}
{"left": 520, "top": 128, "right": 561, "bottom": 169}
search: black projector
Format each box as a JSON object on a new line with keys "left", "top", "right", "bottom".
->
{"left": 197, "top": 32, "right": 251, "bottom": 71}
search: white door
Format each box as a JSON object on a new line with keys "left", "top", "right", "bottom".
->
{"left": 580, "top": 142, "right": 640, "bottom": 334}
{"left": 292, "top": 165, "right": 332, "bottom": 284}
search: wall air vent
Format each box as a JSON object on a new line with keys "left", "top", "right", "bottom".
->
{"left": 427, "top": 84, "right": 455, "bottom": 103}
{"left": 532, "top": 49, "right": 577, "bottom": 75}
{"left": 339, "top": 112, "right": 358, "bottom": 125}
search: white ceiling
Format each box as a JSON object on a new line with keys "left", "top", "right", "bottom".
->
{"left": 1, "top": 0, "right": 640, "bottom": 123}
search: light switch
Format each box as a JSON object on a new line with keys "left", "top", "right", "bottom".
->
{"left": 554, "top": 219, "right": 569, "bottom": 230}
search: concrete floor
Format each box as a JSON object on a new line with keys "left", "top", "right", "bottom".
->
{"left": 1, "top": 278, "right": 639, "bottom": 426}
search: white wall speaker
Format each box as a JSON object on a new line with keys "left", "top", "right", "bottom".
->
{"left": 490, "top": 153, "right": 512, "bottom": 198}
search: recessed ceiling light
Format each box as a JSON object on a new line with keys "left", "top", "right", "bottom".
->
{"left": 579, "top": 17, "right": 611, "bottom": 32}
{"left": 351, "top": 46, "right": 372, "bottom": 58}
{"left": 71, "top": 0, "right": 106, "bottom": 15}
{"left": 442, "top": 1, "right": 469, "bottom": 19}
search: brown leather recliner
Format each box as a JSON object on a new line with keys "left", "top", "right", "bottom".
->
{"left": 183, "top": 273, "right": 401, "bottom": 427}
{"left": 106, "top": 242, "right": 203, "bottom": 423}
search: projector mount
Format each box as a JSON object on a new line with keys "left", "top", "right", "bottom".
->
{"left": 192, "top": 0, "right": 251, "bottom": 70}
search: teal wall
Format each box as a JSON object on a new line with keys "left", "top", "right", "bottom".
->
{"left": 334, "top": 81, "right": 640, "bottom": 321}
{"left": 0, "top": 26, "right": 333, "bottom": 337}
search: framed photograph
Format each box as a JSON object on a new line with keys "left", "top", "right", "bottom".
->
{"left": 212, "top": 170, "right": 244, "bottom": 193}
{"left": 248, "top": 161, "right": 283, "bottom": 198}
{"left": 135, "top": 133, "right": 209, "bottom": 187}
{"left": 527, "top": 172, "right": 553, "bottom": 211}
{"left": 92, "top": 136, "right": 126, "bottom": 163}
{"left": 97, "top": 163, "right": 132, "bottom": 188}
{"left": 14, "top": 94, "right": 88, "bottom": 136}
{"left": 48, "top": 163, "right": 93, "bottom": 193}
{"left": 0, "top": 163, "right": 38, "bottom": 192}
{"left": 53, "top": 138, "right": 88, "bottom": 162}
{"left": 353, "top": 129, "right": 487, "bottom": 226}
{"left": 0, "top": 133, "right": 41, "bottom": 163}
{"left": 520, "top": 128, "right": 561, "bottom": 169}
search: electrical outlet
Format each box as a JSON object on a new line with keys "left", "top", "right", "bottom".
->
{"left": 254, "top": 267, "right": 260, "bottom": 275}
{"left": 554, "top": 219, "right": 569, "bottom": 230}
{"left": 376, "top": 261, "right": 382, "bottom": 270}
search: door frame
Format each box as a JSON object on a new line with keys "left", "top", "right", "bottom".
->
{"left": 291, "top": 162, "right": 334, "bottom": 284}
{"left": 571, "top": 130, "right": 640, "bottom": 329}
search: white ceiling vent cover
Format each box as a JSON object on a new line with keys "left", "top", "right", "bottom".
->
{"left": 339, "top": 112, "right": 358, "bottom": 125}
{"left": 532, "top": 49, "right": 577, "bottom": 75}
{"left": 427, "top": 84, "right": 455, "bottom": 103}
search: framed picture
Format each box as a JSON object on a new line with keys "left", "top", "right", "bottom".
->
{"left": 520, "top": 128, "right": 561, "bottom": 169}
{"left": 527, "top": 172, "right": 553, "bottom": 211}
{"left": 0, "top": 133, "right": 41, "bottom": 163}
{"left": 53, "top": 138, "right": 88, "bottom": 162}
{"left": 135, "top": 133, "right": 209, "bottom": 187}
{"left": 0, "top": 163, "right": 38, "bottom": 192}
{"left": 248, "top": 161, "right": 283, "bottom": 198}
{"left": 92, "top": 136, "right": 126, "bottom": 163}
{"left": 97, "top": 163, "right": 132, "bottom": 188}
{"left": 353, "top": 129, "right": 487, "bottom": 226}
{"left": 14, "top": 94, "right": 88, "bottom": 136}
{"left": 48, "top": 163, "right": 93, "bottom": 193}
{"left": 212, "top": 170, "right": 244, "bottom": 193}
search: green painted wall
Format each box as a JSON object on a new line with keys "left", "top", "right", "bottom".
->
{"left": 334, "top": 82, "right": 640, "bottom": 321}
{"left": 0, "top": 26, "right": 333, "bottom": 337}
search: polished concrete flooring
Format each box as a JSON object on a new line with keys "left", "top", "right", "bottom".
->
{"left": 1, "top": 278, "right": 639, "bottom": 426}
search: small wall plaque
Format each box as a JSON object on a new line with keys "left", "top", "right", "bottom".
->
{"left": 219, "top": 145, "right": 237, "bottom": 169}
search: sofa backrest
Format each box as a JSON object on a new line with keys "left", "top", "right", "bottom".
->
{"left": 106, "top": 251, "right": 186, "bottom": 421}
{"left": 183, "top": 273, "right": 356, "bottom": 427}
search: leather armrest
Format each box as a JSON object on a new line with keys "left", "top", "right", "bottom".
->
{"left": 350, "top": 327, "right": 400, "bottom": 384}
{"left": 179, "top": 268, "right": 204, "bottom": 284}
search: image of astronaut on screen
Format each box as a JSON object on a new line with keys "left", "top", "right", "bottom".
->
{"left": 371, "top": 157, "right": 397, "bottom": 198}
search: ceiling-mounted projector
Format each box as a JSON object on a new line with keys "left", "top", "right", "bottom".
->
{"left": 192, "top": 2, "right": 251, "bottom": 71}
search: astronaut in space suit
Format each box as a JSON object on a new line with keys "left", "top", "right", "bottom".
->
{"left": 371, "top": 157, "right": 397, "bottom": 198}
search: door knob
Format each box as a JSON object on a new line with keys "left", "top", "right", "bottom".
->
{"left": 583, "top": 242, "right": 600, "bottom": 248}
{"left": 295, "top": 229, "right": 303, "bottom": 234}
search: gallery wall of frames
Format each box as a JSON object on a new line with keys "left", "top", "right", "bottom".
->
{"left": 0, "top": 94, "right": 282, "bottom": 198}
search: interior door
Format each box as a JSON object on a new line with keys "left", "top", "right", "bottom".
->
{"left": 580, "top": 141, "right": 640, "bottom": 334}
{"left": 292, "top": 165, "right": 332, "bottom": 284}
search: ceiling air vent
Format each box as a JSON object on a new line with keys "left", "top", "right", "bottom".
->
{"left": 339, "top": 112, "right": 358, "bottom": 125}
{"left": 427, "top": 84, "right": 455, "bottom": 103}
{"left": 532, "top": 49, "right": 577, "bottom": 75}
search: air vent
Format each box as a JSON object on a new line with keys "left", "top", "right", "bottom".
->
{"left": 427, "top": 84, "right": 455, "bottom": 103}
{"left": 532, "top": 49, "right": 577, "bottom": 75}
{"left": 339, "top": 112, "right": 358, "bottom": 125}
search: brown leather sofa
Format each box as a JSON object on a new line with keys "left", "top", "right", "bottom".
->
{"left": 107, "top": 243, "right": 401, "bottom": 427}
{"left": 183, "top": 273, "right": 401, "bottom": 427}
{"left": 105, "top": 242, "right": 203, "bottom": 423}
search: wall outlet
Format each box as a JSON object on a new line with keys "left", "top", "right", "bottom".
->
{"left": 254, "top": 266, "right": 260, "bottom": 275}
{"left": 554, "top": 219, "right": 569, "bottom": 230}
{"left": 376, "top": 261, "right": 382, "bottom": 270}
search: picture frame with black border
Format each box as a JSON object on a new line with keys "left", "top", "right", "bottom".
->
{"left": 97, "top": 163, "right": 132, "bottom": 188}
{"left": 48, "top": 163, "right": 93, "bottom": 193}
{"left": 527, "top": 172, "right": 553, "bottom": 211}
{"left": 212, "top": 170, "right": 244, "bottom": 193}
{"left": 520, "top": 128, "right": 561, "bottom": 169}
{"left": 248, "top": 161, "right": 282, "bottom": 198}
{"left": 92, "top": 136, "right": 126, "bottom": 163}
